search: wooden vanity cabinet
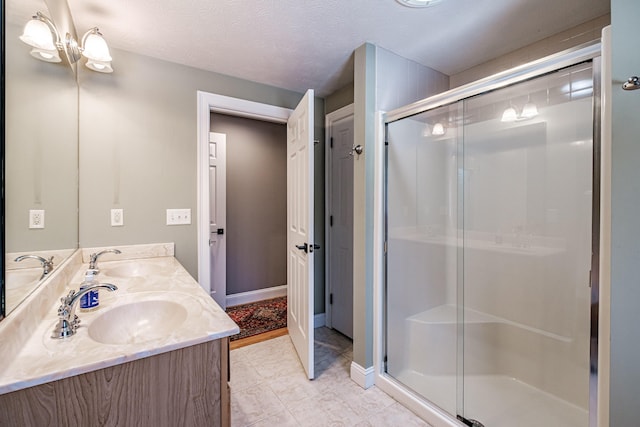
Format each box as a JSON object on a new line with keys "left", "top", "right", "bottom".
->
{"left": 0, "top": 338, "right": 230, "bottom": 427}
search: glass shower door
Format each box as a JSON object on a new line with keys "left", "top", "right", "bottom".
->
{"left": 460, "top": 62, "right": 594, "bottom": 427}
{"left": 385, "top": 102, "right": 463, "bottom": 415}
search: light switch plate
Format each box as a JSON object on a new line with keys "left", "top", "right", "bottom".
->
{"left": 29, "top": 209, "right": 45, "bottom": 229}
{"left": 166, "top": 208, "right": 191, "bottom": 225}
{"left": 111, "top": 209, "right": 124, "bottom": 226}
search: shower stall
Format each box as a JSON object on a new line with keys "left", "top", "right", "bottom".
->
{"left": 383, "top": 44, "right": 600, "bottom": 427}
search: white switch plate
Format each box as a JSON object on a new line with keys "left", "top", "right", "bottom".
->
{"left": 166, "top": 208, "right": 191, "bottom": 225}
{"left": 29, "top": 209, "right": 45, "bottom": 229}
{"left": 111, "top": 209, "right": 124, "bottom": 226}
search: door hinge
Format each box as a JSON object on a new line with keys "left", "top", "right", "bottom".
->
{"left": 384, "top": 241, "right": 388, "bottom": 254}
{"left": 329, "top": 293, "right": 333, "bottom": 305}
{"left": 330, "top": 215, "right": 333, "bottom": 226}
{"left": 330, "top": 137, "right": 333, "bottom": 148}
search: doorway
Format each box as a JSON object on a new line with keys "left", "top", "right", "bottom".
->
{"left": 210, "top": 114, "right": 287, "bottom": 305}
{"left": 326, "top": 104, "right": 355, "bottom": 339}
{"left": 196, "top": 90, "right": 317, "bottom": 380}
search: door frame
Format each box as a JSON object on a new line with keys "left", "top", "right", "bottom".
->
{"left": 324, "top": 103, "right": 355, "bottom": 331}
{"left": 196, "top": 91, "right": 292, "bottom": 298}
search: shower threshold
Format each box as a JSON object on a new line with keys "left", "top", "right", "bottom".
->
{"left": 394, "top": 370, "right": 588, "bottom": 427}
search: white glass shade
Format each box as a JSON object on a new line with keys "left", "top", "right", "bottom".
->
{"left": 82, "top": 31, "right": 112, "bottom": 62}
{"left": 20, "top": 19, "right": 56, "bottom": 50}
{"left": 432, "top": 122, "right": 446, "bottom": 135}
{"left": 501, "top": 106, "right": 518, "bottom": 122}
{"left": 521, "top": 102, "right": 539, "bottom": 119}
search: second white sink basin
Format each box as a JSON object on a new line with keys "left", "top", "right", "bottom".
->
{"left": 101, "top": 263, "right": 159, "bottom": 278}
{"left": 88, "top": 299, "right": 188, "bottom": 345}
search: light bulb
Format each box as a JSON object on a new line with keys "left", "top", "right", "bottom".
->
{"left": 85, "top": 59, "right": 113, "bottom": 73}
{"left": 30, "top": 48, "right": 61, "bottom": 63}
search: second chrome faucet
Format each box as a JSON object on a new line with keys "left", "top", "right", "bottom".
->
{"left": 88, "top": 249, "right": 122, "bottom": 274}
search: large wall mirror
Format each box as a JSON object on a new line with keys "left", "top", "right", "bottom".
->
{"left": 2, "top": 0, "right": 79, "bottom": 318}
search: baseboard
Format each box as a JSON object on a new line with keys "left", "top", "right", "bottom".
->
{"left": 314, "top": 313, "right": 326, "bottom": 328}
{"left": 350, "top": 361, "right": 375, "bottom": 390}
{"left": 225, "top": 285, "right": 287, "bottom": 307}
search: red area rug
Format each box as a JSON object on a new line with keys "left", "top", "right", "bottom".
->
{"left": 226, "top": 296, "right": 287, "bottom": 341}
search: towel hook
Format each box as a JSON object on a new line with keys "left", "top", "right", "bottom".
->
{"left": 349, "top": 145, "right": 364, "bottom": 157}
{"left": 622, "top": 76, "right": 640, "bottom": 91}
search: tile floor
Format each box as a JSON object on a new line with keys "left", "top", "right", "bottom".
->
{"left": 230, "top": 327, "right": 431, "bottom": 427}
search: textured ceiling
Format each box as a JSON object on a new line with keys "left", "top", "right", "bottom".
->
{"left": 44, "top": 1, "right": 611, "bottom": 97}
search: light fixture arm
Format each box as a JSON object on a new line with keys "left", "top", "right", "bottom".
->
{"left": 81, "top": 27, "right": 102, "bottom": 47}
{"left": 34, "top": 11, "right": 63, "bottom": 50}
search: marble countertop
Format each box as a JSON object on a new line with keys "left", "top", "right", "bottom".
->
{"left": 0, "top": 250, "right": 239, "bottom": 395}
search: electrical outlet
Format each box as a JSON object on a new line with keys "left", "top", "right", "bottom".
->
{"left": 29, "top": 209, "right": 45, "bottom": 229}
{"left": 111, "top": 209, "right": 124, "bottom": 226}
{"left": 166, "top": 208, "right": 191, "bottom": 225}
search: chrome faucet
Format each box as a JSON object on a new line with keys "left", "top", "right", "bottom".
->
{"left": 52, "top": 283, "right": 118, "bottom": 339}
{"left": 14, "top": 254, "right": 55, "bottom": 280}
{"left": 88, "top": 249, "right": 122, "bottom": 273}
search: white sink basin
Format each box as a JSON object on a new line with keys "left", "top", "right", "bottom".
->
{"left": 101, "top": 263, "right": 158, "bottom": 278}
{"left": 88, "top": 300, "right": 188, "bottom": 345}
{"left": 6, "top": 268, "right": 42, "bottom": 289}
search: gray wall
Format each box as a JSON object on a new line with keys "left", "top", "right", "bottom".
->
{"left": 78, "top": 48, "right": 304, "bottom": 278}
{"left": 5, "top": 20, "right": 78, "bottom": 253}
{"left": 210, "top": 113, "right": 287, "bottom": 296}
{"left": 610, "top": 0, "right": 640, "bottom": 424}
{"left": 352, "top": 44, "right": 450, "bottom": 368}
{"left": 79, "top": 48, "right": 326, "bottom": 315}
{"left": 326, "top": 84, "right": 354, "bottom": 114}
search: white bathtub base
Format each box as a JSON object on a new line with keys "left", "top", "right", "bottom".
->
{"left": 375, "top": 372, "right": 461, "bottom": 427}
{"left": 392, "top": 369, "right": 588, "bottom": 427}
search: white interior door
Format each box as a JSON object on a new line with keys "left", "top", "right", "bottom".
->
{"left": 209, "top": 132, "right": 227, "bottom": 309}
{"left": 287, "top": 89, "right": 315, "bottom": 379}
{"left": 328, "top": 110, "right": 354, "bottom": 338}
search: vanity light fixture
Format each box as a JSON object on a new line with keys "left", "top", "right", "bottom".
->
{"left": 396, "top": 0, "right": 442, "bottom": 7}
{"left": 20, "top": 12, "right": 113, "bottom": 73}
{"left": 501, "top": 99, "right": 538, "bottom": 122}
